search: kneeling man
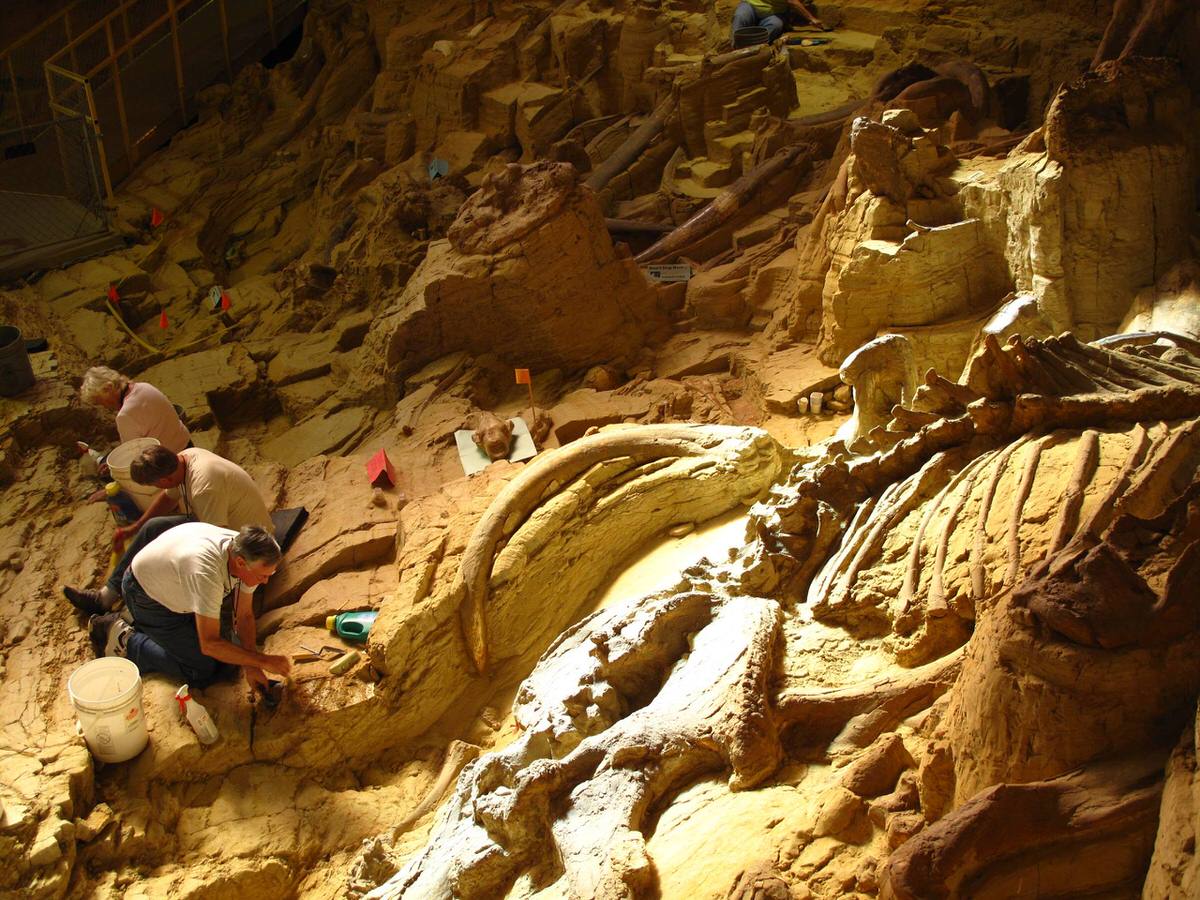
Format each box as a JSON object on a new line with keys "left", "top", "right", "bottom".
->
{"left": 90, "top": 522, "right": 291, "bottom": 691}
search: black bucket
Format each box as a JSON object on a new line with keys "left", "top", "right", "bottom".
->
{"left": 733, "top": 25, "right": 770, "bottom": 48}
{"left": 0, "top": 325, "right": 36, "bottom": 397}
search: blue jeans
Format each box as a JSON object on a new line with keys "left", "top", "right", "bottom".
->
{"left": 732, "top": 2, "right": 785, "bottom": 42}
{"left": 106, "top": 515, "right": 190, "bottom": 596}
{"left": 121, "top": 566, "right": 233, "bottom": 687}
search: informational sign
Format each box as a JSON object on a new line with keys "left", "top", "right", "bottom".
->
{"left": 428, "top": 158, "right": 449, "bottom": 181}
{"left": 641, "top": 263, "right": 693, "bottom": 284}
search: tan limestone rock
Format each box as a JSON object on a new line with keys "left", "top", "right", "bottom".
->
{"left": 261, "top": 400, "right": 372, "bottom": 468}
{"left": 138, "top": 344, "right": 264, "bottom": 429}
{"left": 353, "top": 162, "right": 664, "bottom": 405}
{"left": 1121, "top": 260, "right": 1200, "bottom": 340}
{"left": 262, "top": 456, "right": 399, "bottom": 611}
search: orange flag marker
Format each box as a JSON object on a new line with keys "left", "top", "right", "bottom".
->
{"left": 220, "top": 290, "right": 231, "bottom": 310}
{"left": 150, "top": 207, "right": 164, "bottom": 227}
{"left": 107, "top": 284, "right": 119, "bottom": 302}
{"left": 158, "top": 310, "right": 169, "bottom": 329}
{"left": 515, "top": 368, "right": 534, "bottom": 412}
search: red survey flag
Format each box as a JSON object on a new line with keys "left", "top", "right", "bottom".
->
{"left": 220, "top": 291, "right": 231, "bottom": 310}
{"left": 150, "top": 207, "right": 164, "bottom": 227}
{"left": 107, "top": 284, "right": 119, "bottom": 302}
{"left": 158, "top": 310, "right": 169, "bottom": 329}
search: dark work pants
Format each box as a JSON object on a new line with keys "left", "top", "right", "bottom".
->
{"left": 106, "top": 515, "right": 190, "bottom": 596}
{"left": 732, "top": 2, "right": 785, "bottom": 41}
{"left": 121, "top": 566, "right": 233, "bottom": 687}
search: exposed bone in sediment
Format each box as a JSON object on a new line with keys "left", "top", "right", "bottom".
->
{"left": 969, "top": 333, "right": 1028, "bottom": 399}
{"left": 1079, "top": 423, "right": 1154, "bottom": 539}
{"left": 1100, "top": 329, "right": 1200, "bottom": 358}
{"left": 896, "top": 448, "right": 986, "bottom": 630}
{"left": 777, "top": 648, "right": 964, "bottom": 754}
{"left": 1048, "top": 429, "right": 1100, "bottom": 556}
{"left": 1005, "top": 433, "right": 1056, "bottom": 586}
{"left": 634, "top": 143, "right": 810, "bottom": 264}
{"left": 970, "top": 434, "right": 1036, "bottom": 601}
{"left": 1008, "top": 337, "right": 1069, "bottom": 395}
{"left": 807, "top": 495, "right": 879, "bottom": 607}
{"left": 1113, "top": 417, "right": 1200, "bottom": 522}
{"left": 934, "top": 59, "right": 993, "bottom": 116}
{"left": 1024, "top": 339, "right": 1103, "bottom": 392}
{"left": 1040, "top": 423, "right": 1158, "bottom": 582}
{"left": 1124, "top": 343, "right": 1200, "bottom": 380}
{"left": 889, "top": 403, "right": 941, "bottom": 433}
{"left": 368, "top": 592, "right": 783, "bottom": 899}
{"left": 458, "top": 425, "right": 771, "bottom": 673}
{"left": 1052, "top": 337, "right": 1170, "bottom": 389}
{"left": 1008, "top": 384, "right": 1200, "bottom": 435}
{"left": 821, "top": 453, "right": 958, "bottom": 623}
{"left": 391, "top": 740, "right": 481, "bottom": 842}
{"left": 883, "top": 749, "right": 1166, "bottom": 900}
{"left": 585, "top": 93, "right": 676, "bottom": 193}
{"left": 910, "top": 370, "right": 978, "bottom": 416}
{"left": 604, "top": 217, "right": 673, "bottom": 234}
{"left": 929, "top": 449, "right": 996, "bottom": 620}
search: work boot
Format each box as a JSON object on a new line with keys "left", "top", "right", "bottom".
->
{"left": 63, "top": 585, "right": 107, "bottom": 617}
{"left": 88, "top": 612, "right": 132, "bottom": 659}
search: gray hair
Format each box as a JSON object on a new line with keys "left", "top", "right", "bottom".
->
{"left": 231, "top": 525, "right": 281, "bottom": 566}
{"left": 80, "top": 366, "right": 129, "bottom": 404}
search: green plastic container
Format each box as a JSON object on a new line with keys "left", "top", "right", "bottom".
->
{"left": 326, "top": 611, "right": 377, "bottom": 643}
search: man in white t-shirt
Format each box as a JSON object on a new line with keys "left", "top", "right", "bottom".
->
{"left": 89, "top": 522, "right": 291, "bottom": 690}
{"left": 62, "top": 446, "right": 274, "bottom": 617}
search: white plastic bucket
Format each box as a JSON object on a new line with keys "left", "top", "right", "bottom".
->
{"left": 106, "top": 437, "right": 161, "bottom": 512}
{"left": 67, "top": 657, "right": 149, "bottom": 763}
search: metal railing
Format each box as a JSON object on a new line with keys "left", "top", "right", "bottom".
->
{"left": 42, "top": 0, "right": 306, "bottom": 195}
{"left": 0, "top": 0, "right": 305, "bottom": 278}
{"left": 0, "top": 1, "right": 114, "bottom": 136}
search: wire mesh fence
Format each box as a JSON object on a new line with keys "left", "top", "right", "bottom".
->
{"left": 0, "top": 115, "right": 110, "bottom": 263}
{"left": 0, "top": 0, "right": 303, "bottom": 276}
{"left": 0, "top": 1, "right": 113, "bottom": 134}
{"left": 43, "top": 0, "right": 308, "bottom": 187}
{"left": 0, "top": 116, "right": 104, "bottom": 214}
{"left": 4, "top": 0, "right": 306, "bottom": 195}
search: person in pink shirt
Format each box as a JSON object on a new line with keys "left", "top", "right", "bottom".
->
{"left": 80, "top": 366, "right": 191, "bottom": 452}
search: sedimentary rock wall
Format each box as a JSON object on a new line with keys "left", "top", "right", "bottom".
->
{"left": 354, "top": 162, "right": 666, "bottom": 405}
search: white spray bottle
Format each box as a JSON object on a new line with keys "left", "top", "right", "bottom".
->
{"left": 175, "top": 684, "right": 219, "bottom": 745}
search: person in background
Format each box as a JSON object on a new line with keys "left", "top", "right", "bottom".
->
{"left": 79, "top": 366, "right": 191, "bottom": 452}
{"left": 731, "top": 0, "right": 828, "bottom": 43}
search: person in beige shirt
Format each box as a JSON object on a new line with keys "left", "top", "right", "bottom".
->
{"left": 63, "top": 446, "right": 274, "bottom": 617}
{"left": 118, "top": 445, "right": 274, "bottom": 542}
